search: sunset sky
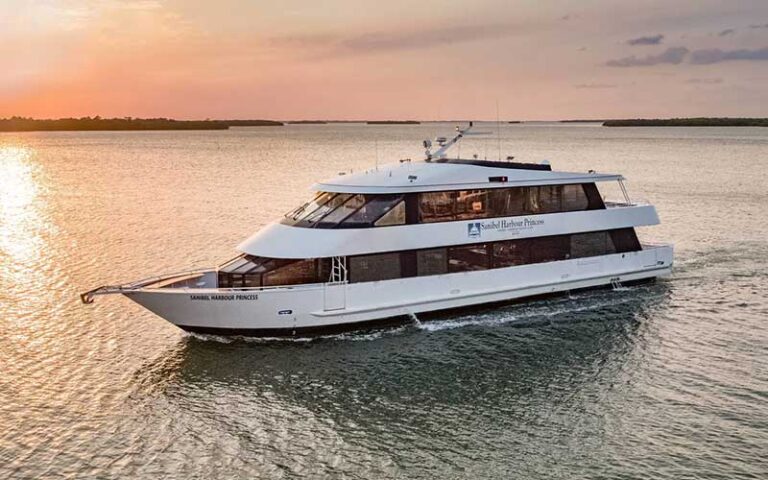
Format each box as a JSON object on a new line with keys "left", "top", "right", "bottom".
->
{"left": 2, "top": 0, "right": 767, "bottom": 120}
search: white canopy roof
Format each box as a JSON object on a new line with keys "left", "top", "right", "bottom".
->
{"left": 312, "top": 160, "right": 622, "bottom": 194}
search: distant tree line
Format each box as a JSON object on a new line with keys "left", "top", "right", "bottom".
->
{"left": 603, "top": 118, "right": 768, "bottom": 127}
{"left": 0, "top": 117, "right": 283, "bottom": 131}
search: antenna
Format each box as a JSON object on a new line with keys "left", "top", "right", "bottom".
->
{"left": 496, "top": 100, "right": 502, "bottom": 161}
{"left": 422, "top": 121, "right": 490, "bottom": 161}
{"left": 375, "top": 138, "right": 379, "bottom": 171}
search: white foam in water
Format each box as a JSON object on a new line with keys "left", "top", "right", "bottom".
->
{"left": 184, "top": 287, "right": 659, "bottom": 342}
{"left": 414, "top": 287, "right": 654, "bottom": 333}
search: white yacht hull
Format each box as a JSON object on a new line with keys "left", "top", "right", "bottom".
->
{"left": 122, "top": 245, "right": 673, "bottom": 337}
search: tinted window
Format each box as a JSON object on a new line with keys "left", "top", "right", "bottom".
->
{"left": 492, "top": 240, "right": 531, "bottom": 268}
{"left": 455, "top": 190, "right": 488, "bottom": 220}
{"left": 419, "top": 191, "right": 455, "bottom": 223}
{"left": 487, "top": 187, "right": 525, "bottom": 217}
{"left": 374, "top": 200, "right": 406, "bottom": 226}
{"left": 610, "top": 228, "right": 642, "bottom": 253}
{"left": 342, "top": 195, "right": 404, "bottom": 226}
{"left": 349, "top": 253, "right": 402, "bottom": 283}
{"left": 562, "top": 184, "right": 590, "bottom": 211}
{"left": 448, "top": 244, "right": 489, "bottom": 272}
{"left": 417, "top": 248, "right": 447, "bottom": 276}
{"left": 571, "top": 232, "right": 615, "bottom": 258}
{"left": 263, "top": 259, "right": 318, "bottom": 286}
{"left": 317, "top": 194, "right": 365, "bottom": 226}
{"left": 538, "top": 185, "right": 563, "bottom": 213}
{"left": 303, "top": 194, "right": 352, "bottom": 224}
{"left": 530, "top": 235, "right": 570, "bottom": 263}
{"left": 286, "top": 192, "right": 335, "bottom": 221}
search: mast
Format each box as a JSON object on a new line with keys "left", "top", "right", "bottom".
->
{"left": 424, "top": 122, "right": 474, "bottom": 162}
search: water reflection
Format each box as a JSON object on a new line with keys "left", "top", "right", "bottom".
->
{"left": 0, "top": 145, "right": 40, "bottom": 265}
{"left": 122, "top": 286, "right": 669, "bottom": 475}
{"left": 139, "top": 286, "right": 666, "bottom": 415}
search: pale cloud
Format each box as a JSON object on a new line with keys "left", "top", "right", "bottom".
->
{"left": 270, "top": 23, "right": 523, "bottom": 58}
{"left": 573, "top": 83, "right": 618, "bottom": 89}
{"left": 685, "top": 78, "right": 723, "bottom": 84}
{"left": 690, "top": 47, "right": 768, "bottom": 64}
{"left": 606, "top": 47, "right": 689, "bottom": 67}
{"left": 627, "top": 34, "right": 664, "bottom": 46}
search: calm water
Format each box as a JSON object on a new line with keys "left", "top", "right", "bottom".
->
{"left": 1, "top": 123, "right": 766, "bottom": 479}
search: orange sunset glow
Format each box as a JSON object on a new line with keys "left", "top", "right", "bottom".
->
{"left": 2, "top": 0, "right": 768, "bottom": 120}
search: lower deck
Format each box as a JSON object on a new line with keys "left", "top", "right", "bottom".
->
{"left": 120, "top": 244, "right": 673, "bottom": 336}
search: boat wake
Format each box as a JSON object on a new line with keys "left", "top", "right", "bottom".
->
{"left": 413, "top": 286, "right": 661, "bottom": 333}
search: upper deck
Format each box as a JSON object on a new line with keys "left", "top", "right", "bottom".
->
{"left": 313, "top": 160, "right": 622, "bottom": 194}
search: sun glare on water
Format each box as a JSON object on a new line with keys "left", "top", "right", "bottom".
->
{"left": 0, "top": 145, "right": 44, "bottom": 282}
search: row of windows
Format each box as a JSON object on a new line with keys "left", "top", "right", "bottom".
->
{"left": 282, "top": 184, "right": 605, "bottom": 229}
{"left": 347, "top": 229, "right": 637, "bottom": 283}
{"left": 284, "top": 192, "right": 405, "bottom": 228}
{"left": 218, "top": 229, "right": 641, "bottom": 288}
{"left": 418, "top": 184, "right": 603, "bottom": 223}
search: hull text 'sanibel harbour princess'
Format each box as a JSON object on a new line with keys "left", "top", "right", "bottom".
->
{"left": 82, "top": 124, "right": 673, "bottom": 336}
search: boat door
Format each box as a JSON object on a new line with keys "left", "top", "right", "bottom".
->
{"left": 324, "top": 282, "right": 346, "bottom": 311}
{"left": 324, "top": 256, "right": 347, "bottom": 311}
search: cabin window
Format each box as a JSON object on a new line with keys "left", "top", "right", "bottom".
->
{"left": 487, "top": 187, "right": 526, "bottom": 217}
{"left": 263, "top": 259, "right": 318, "bottom": 287}
{"left": 416, "top": 248, "right": 448, "bottom": 276}
{"left": 419, "top": 191, "right": 456, "bottom": 223}
{"left": 341, "top": 195, "right": 404, "bottom": 227}
{"left": 537, "top": 185, "right": 563, "bottom": 213}
{"left": 562, "top": 184, "right": 590, "bottom": 211}
{"left": 316, "top": 194, "right": 365, "bottom": 226}
{"left": 610, "top": 228, "right": 642, "bottom": 253}
{"left": 303, "top": 194, "right": 352, "bottom": 224}
{"left": 349, "top": 253, "right": 402, "bottom": 283}
{"left": 492, "top": 240, "right": 531, "bottom": 268}
{"left": 571, "top": 232, "right": 615, "bottom": 258}
{"left": 530, "top": 235, "right": 570, "bottom": 263}
{"left": 448, "top": 244, "right": 490, "bottom": 272}
{"left": 374, "top": 200, "right": 406, "bottom": 226}
{"left": 286, "top": 192, "right": 335, "bottom": 221}
{"left": 455, "top": 190, "right": 488, "bottom": 220}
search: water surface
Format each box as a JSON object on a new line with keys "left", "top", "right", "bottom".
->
{"left": 1, "top": 123, "right": 766, "bottom": 478}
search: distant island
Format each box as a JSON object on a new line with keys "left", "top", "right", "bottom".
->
{"left": 560, "top": 119, "right": 608, "bottom": 123}
{"left": 603, "top": 118, "right": 768, "bottom": 127}
{"left": 366, "top": 120, "right": 420, "bottom": 125}
{"left": 508, "top": 121, "right": 522, "bottom": 124}
{"left": 0, "top": 117, "right": 283, "bottom": 132}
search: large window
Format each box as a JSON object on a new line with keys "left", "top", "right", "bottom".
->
{"left": 571, "top": 232, "right": 615, "bottom": 258}
{"left": 218, "top": 256, "right": 327, "bottom": 288}
{"left": 492, "top": 240, "right": 530, "bottom": 268}
{"left": 283, "top": 192, "right": 405, "bottom": 228}
{"left": 349, "top": 253, "right": 402, "bottom": 283}
{"left": 417, "top": 248, "right": 447, "bottom": 276}
{"left": 418, "top": 184, "right": 599, "bottom": 223}
{"left": 530, "top": 235, "right": 570, "bottom": 263}
{"left": 448, "top": 244, "right": 490, "bottom": 272}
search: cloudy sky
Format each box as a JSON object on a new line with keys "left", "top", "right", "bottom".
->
{"left": 1, "top": 0, "right": 767, "bottom": 120}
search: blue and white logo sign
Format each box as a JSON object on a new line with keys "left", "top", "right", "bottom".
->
{"left": 468, "top": 222, "right": 482, "bottom": 239}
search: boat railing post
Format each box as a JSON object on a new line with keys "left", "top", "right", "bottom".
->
{"left": 618, "top": 179, "right": 632, "bottom": 205}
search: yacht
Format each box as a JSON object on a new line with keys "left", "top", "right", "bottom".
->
{"left": 82, "top": 123, "right": 673, "bottom": 336}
